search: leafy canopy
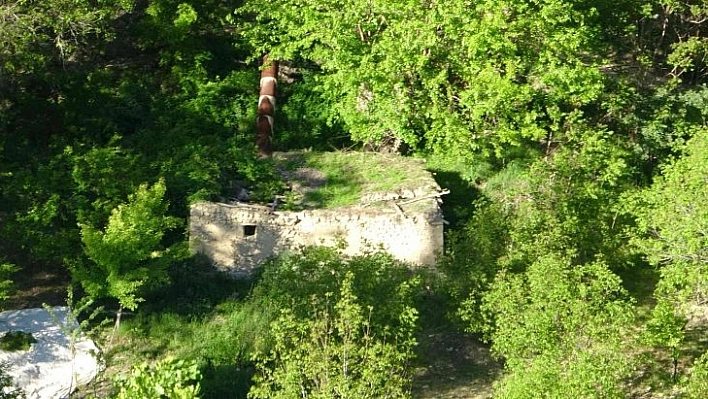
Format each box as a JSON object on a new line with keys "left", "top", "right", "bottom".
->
{"left": 482, "top": 255, "right": 635, "bottom": 398}
{"left": 632, "top": 127, "right": 708, "bottom": 312}
{"left": 249, "top": 271, "right": 417, "bottom": 399}
{"left": 77, "top": 179, "right": 181, "bottom": 311}
{"left": 238, "top": 0, "right": 609, "bottom": 160}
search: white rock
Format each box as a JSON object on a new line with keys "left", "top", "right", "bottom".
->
{"left": 0, "top": 307, "right": 102, "bottom": 399}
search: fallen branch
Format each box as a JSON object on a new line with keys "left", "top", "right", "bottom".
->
{"left": 396, "top": 189, "right": 450, "bottom": 206}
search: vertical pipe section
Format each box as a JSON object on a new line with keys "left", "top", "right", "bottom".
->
{"left": 257, "top": 55, "right": 278, "bottom": 157}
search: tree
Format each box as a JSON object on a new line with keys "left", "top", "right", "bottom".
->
{"left": 0, "top": 0, "right": 132, "bottom": 264}
{"left": 73, "top": 179, "right": 182, "bottom": 328}
{"left": 0, "top": 0, "right": 127, "bottom": 77}
{"left": 249, "top": 271, "right": 417, "bottom": 399}
{"left": 479, "top": 255, "right": 635, "bottom": 398}
{"left": 0, "top": 261, "right": 18, "bottom": 308}
{"left": 633, "top": 127, "right": 708, "bottom": 310}
{"left": 236, "top": 0, "right": 629, "bottom": 161}
{"left": 631, "top": 127, "right": 708, "bottom": 379}
{"left": 446, "top": 126, "right": 639, "bottom": 396}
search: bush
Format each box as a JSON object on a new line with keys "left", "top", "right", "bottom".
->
{"left": 249, "top": 271, "right": 417, "bottom": 399}
{"left": 113, "top": 357, "right": 202, "bottom": 399}
{"left": 252, "top": 247, "right": 418, "bottom": 329}
{"left": 0, "top": 332, "right": 36, "bottom": 352}
{"left": 246, "top": 248, "right": 420, "bottom": 398}
{"left": 481, "top": 255, "right": 636, "bottom": 398}
{"left": 683, "top": 351, "right": 708, "bottom": 398}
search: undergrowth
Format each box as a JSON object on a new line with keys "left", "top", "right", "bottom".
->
{"left": 0, "top": 331, "right": 36, "bottom": 352}
{"left": 98, "top": 248, "right": 427, "bottom": 398}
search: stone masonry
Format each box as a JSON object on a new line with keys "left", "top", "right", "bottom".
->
{"left": 189, "top": 154, "right": 445, "bottom": 276}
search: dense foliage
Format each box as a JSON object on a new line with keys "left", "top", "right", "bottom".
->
{"left": 632, "top": 128, "right": 708, "bottom": 316}
{"left": 0, "top": 261, "right": 18, "bottom": 306}
{"left": 248, "top": 249, "right": 419, "bottom": 397}
{"left": 114, "top": 357, "right": 202, "bottom": 399}
{"left": 75, "top": 179, "right": 183, "bottom": 313}
{"left": 1, "top": 0, "right": 708, "bottom": 397}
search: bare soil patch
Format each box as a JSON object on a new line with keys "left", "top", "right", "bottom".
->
{"left": 5, "top": 264, "right": 69, "bottom": 309}
{"left": 413, "top": 331, "right": 502, "bottom": 399}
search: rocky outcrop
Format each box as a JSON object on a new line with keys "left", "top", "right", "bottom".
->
{"left": 0, "top": 307, "right": 102, "bottom": 399}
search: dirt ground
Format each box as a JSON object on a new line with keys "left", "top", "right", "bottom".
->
{"left": 413, "top": 330, "right": 501, "bottom": 399}
{"left": 5, "top": 263, "right": 69, "bottom": 310}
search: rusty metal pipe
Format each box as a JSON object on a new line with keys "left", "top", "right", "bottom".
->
{"left": 256, "top": 55, "right": 278, "bottom": 157}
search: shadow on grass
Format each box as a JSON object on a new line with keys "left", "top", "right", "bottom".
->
{"left": 614, "top": 263, "right": 660, "bottom": 322}
{"left": 412, "top": 285, "right": 502, "bottom": 399}
{"left": 413, "top": 329, "right": 502, "bottom": 399}
{"left": 408, "top": 169, "right": 497, "bottom": 398}
{"left": 428, "top": 169, "right": 480, "bottom": 230}
{"left": 140, "top": 254, "right": 261, "bottom": 317}
{"left": 201, "top": 363, "right": 255, "bottom": 399}
{"left": 4, "top": 260, "right": 70, "bottom": 309}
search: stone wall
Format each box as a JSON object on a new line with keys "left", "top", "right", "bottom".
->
{"left": 189, "top": 197, "right": 444, "bottom": 275}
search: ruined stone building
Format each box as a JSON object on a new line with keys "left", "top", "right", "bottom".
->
{"left": 189, "top": 151, "right": 445, "bottom": 276}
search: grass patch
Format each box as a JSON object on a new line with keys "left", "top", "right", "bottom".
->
{"left": 102, "top": 296, "right": 276, "bottom": 399}
{"left": 276, "top": 150, "right": 435, "bottom": 209}
{"left": 0, "top": 331, "right": 36, "bottom": 351}
{"left": 78, "top": 257, "right": 273, "bottom": 398}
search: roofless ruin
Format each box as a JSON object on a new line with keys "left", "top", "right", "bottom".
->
{"left": 189, "top": 151, "right": 446, "bottom": 276}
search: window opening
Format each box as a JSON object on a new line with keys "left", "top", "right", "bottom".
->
{"left": 243, "top": 225, "right": 257, "bottom": 237}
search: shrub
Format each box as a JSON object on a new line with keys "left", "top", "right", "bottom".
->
{"left": 113, "top": 357, "right": 202, "bottom": 399}
{"left": 481, "top": 255, "right": 636, "bottom": 398}
{"left": 0, "top": 331, "right": 36, "bottom": 352}
{"left": 252, "top": 247, "right": 417, "bottom": 330}
{"left": 683, "top": 351, "right": 708, "bottom": 398}
{"left": 249, "top": 271, "right": 417, "bottom": 399}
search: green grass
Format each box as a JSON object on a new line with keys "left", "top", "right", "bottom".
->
{"left": 77, "top": 258, "right": 275, "bottom": 399}
{"left": 0, "top": 331, "right": 36, "bottom": 351}
{"left": 110, "top": 298, "right": 275, "bottom": 398}
{"left": 276, "top": 150, "right": 434, "bottom": 209}
{"left": 301, "top": 175, "right": 361, "bottom": 208}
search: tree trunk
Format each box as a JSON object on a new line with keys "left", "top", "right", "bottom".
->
{"left": 114, "top": 306, "right": 123, "bottom": 332}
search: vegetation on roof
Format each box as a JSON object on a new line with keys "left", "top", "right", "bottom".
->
{"left": 274, "top": 151, "right": 436, "bottom": 209}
